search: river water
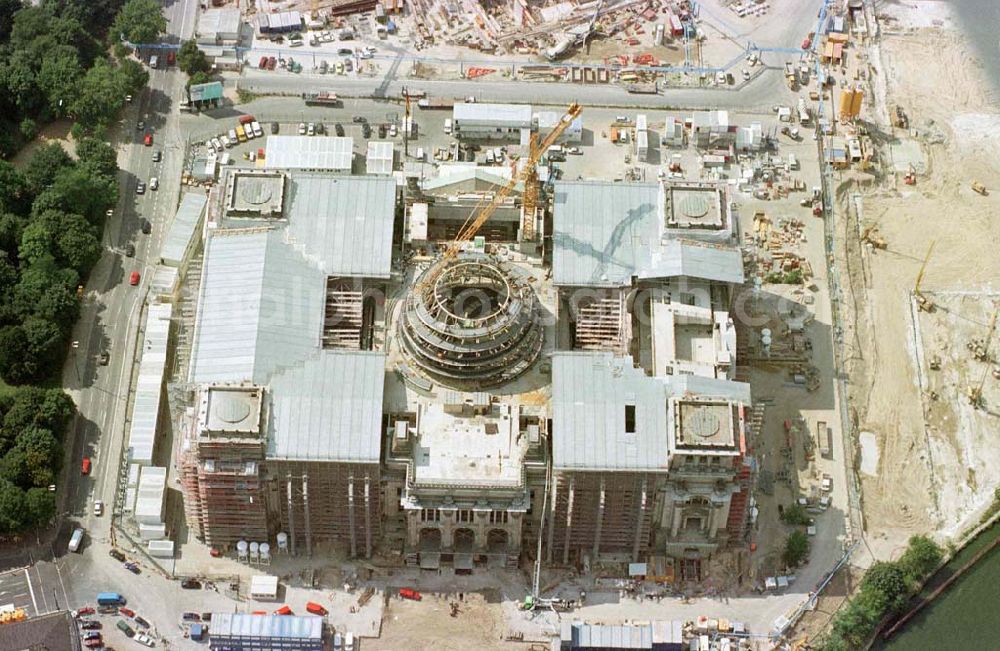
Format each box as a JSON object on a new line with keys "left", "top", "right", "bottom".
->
{"left": 875, "top": 522, "right": 1000, "bottom": 650}
{"left": 949, "top": 0, "right": 1000, "bottom": 94}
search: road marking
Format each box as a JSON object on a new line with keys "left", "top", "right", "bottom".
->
{"left": 54, "top": 560, "right": 71, "bottom": 611}
{"left": 23, "top": 569, "right": 38, "bottom": 614}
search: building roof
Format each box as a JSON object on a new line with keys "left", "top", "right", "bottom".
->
{"left": 209, "top": 613, "right": 323, "bottom": 641}
{"left": 284, "top": 174, "right": 396, "bottom": 277}
{"left": 190, "top": 198, "right": 390, "bottom": 463}
{"left": 552, "top": 181, "right": 743, "bottom": 287}
{"left": 453, "top": 103, "right": 533, "bottom": 127}
{"left": 162, "top": 193, "right": 207, "bottom": 266}
{"left": 0, "top": 611, "right": 80, "bottom": 651}
{"left": 552, "top": 181, "right": 660, "bottom": 287}
{"left": 552, "top": 352, "right": 670, "bottom": 471}
{"left": 189, "top": 81, "right": 224, "bottom": 103}
{"left": 198, "top": 8, "right": 241, "bottom": 38}
{"left": 135, "top": 466, "right": 167, "bottom": 523}
{"left": 365, "top": 140, "right": 394, "bottom": 175}
{"left": 249, "top": 575, "right": 279, "bottom": 595}
{"left": 128, "top": 303, "right": 172, "bottom": 465}
{"left": 265, "top": 136, "right": 354, "bottom": 171}
{"left": 266, "top": 351, "right": 385, "bottom": 462}
{"left": 551, "top": 352, "right": 751, "bottom": 470}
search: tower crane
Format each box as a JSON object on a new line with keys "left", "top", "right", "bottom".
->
{"left": 914, "top": 241, "right": 935, "bottom": 312}
{"left": 413, "top": 102, "right": 583, "bottom": 298}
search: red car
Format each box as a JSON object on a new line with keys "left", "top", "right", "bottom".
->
{"left": 267, "top": 56, "right": 277, "bottom": 70}
{"left": 143, "top": 133, "right": 153, "bottom": 146}
{"left": 129, "top": 271, "right": 140, "bottom": 286}
{"left": 305, "top": 602, "right": 328, "bottom": 616}
{"left": 84, "top": 640, "right": 103, "bottom": 649}
{"left": 119, "top": 607, "right": 135, "bottom": 618}
{"left": 259, "top": 56, "right": 268, "bottom": 69}
{"left": 167, "top": 51, "right": 176, "bottom": 66}
{"left": 273, "top": 605, "right": 293, "bottom": 616}
{"left": 399, "top": 588, "right": 422, "bottom": 601}
{"left": 75, "top": 607, "right": 95, "bottom": 617}
{"left": 81, "top": 457, "right": 91, "bottom": 475}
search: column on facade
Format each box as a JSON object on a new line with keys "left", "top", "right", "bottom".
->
{"left": 287, "top": 475, "right": 296, "bottom": 555}
{"left": 302, "top": 474, "right": 312, "bottom": 557}
{"left": 709, "top": 500, "right": 726, "bottom": 539}
{"left": 546, "top": 479, "right": 558, "bottom": 563}
{"left": 364, "top": 475, "right": 373, "bottom": 558}
{"left": 347, "top": 475, "right": 357, "bottom": 557}
{"left": 562, "top": 476, "right": 575, "bottom": 564}
{"left": 670, "top": 499, "right": 683, "bottom": 537}
{"left": 592, "top": 477, "right": 606, "bottom": 557}
{"left": 632, "top": 477, "right": 648, "bottom": 562}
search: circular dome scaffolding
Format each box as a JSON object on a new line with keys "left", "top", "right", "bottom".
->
{"left": 399, "top": 254, "right": 542, "bottom": 389}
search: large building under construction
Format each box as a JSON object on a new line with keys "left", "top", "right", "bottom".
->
{"left": 177, "top": 156, "right": 752, "bottom": 574}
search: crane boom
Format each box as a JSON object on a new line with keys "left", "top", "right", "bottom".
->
{"left": 414, "top": 102, "right": 583, "bottom": 296}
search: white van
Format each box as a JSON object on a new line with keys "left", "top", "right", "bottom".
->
{"left": 443, "top": 118, "right": 452, "bottom": 134}
{"left": 68, "top": 527, "right": 84, "bottom": 553}
{"left": 228, "top": 129, "right": 238, "bottom": 146}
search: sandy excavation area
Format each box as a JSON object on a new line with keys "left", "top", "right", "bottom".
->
{"left": 835, "top": 7, "right": 1000, "bottom": 554}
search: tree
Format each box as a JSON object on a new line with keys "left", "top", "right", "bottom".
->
{"left": 899, "top": 535, "right": 943, "bottom": 583}
{"left": 70, "top": 58, "right": 147, "bottom": 133}
{"left": 34, "top": 46, "right": 82, "bottom": 116}
{"left": 0, "top": 325, "right": 32, "bottom": 385}
{"left": 13, "top": 425, "right": 60, "bottom": 487}
{"left": 781, "top": 503, "right": 810, "bottom": 526}
{"left": 187, "top": 70, "right": 211, "bottom": 88}
{"left": 33, "top": 167, "right": 118, "bottom": 227}
{"left": 109, "top": 0, "right": 166, "bottom": 46}
{"left": 23, "top": 142, "right": 73, "bottom": 196}
{"left": 862, "top": 561, "right": 910, "bottom": 614}
{"left": 22, "top": 316, "right": 65, "bottom": 381}
{"left": 1, "top": 387, "right": 75, "bottom": 442}
{"left": 177, "top": 39, "right": 210, "bottom": 76}
{"left": 829, "top": 589, "right": 883, "bottom": 649}
{"left": 0, "top": 213, "right": 26, "bottom": 254}
{"left": 0, "top": 163, "right": 30, "bottom": 215}
{"left": 0, "top": 0, "right": 23, "bottom": 42}
{"left": 783, "top": 530, "right": 810, "bottom": 567}
{"left": 0, "top": 479, "right": 26, "bottom": 533}
{"left": 12, "top": 256, "right": 80, "bottom": 328}
{"left": 76, "top": 138, "right": 119, "bottom": 180}
{"left": 24, "top": 487, "right": 55, "bottom": 527}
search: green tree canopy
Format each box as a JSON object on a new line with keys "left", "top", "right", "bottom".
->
{"left": 24, "top": 486, "right": 55, "bottom": 526}
{"left": 862, "top": 561, "right": 910, "bottom": 614}
{"left": 32, "top": 166, "right": 118, "bottom": 227}
{"left": 898, "top": 535, "right": 943, "bottom": 583}
{"left": 0, "top": 479, "right": 26, "bottom": 533}
{"left": 22, "top": 142, "right": 73, "bottom": 196}
{"left": 76, "top": 137, "right": 119, "bottom": 179}
{"left": 109, "top": 0, "right": 166, "bottom": 46}
{"left": 177, "top": 39, "right": 210, "bottom": 76}
{"left": 783, "top": 530, "right": 810, "bottom": 567}
{"left": 0, "top": 325, "right": 32, "bottom": 385}
{"left": 0, "top": 163, "right": 30, "bottom": 214}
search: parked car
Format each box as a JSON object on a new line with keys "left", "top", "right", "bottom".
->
{"left": 362, "top": 123, "right": 371, "bottom": 139}
{"left": 389, "top": 124, "right": 397, "bottom": 137}
{"left": 80, "top": 620, "right": 102, "bottom": 630}
{"left": 125, "top": 243, "right": 135, "bottom": 257}
{"left": 201, "top": 613, "right": 213, "bottom": 621}
{"left": 307, "top": 123, "right": 315, "bottom": 136}
{"left": 74, "top": 608, "right": 95, "bottom": 617}
{"left": 141, "top": 219, "right": 151, "bottom": 234}
{"left": 135, "top": 633, "right": 154, "bottom": 647}
{"left": 259, "top": 56, "right": 268, "bottom": 69}
{"left": 99, "top": 351, "right": 110, "bottom": 365}
{"left": 335, "top": 123, "right": 345, "bottom": 136}
{"left": 298, "top": 122, "right": 306, "bottom": 135}
{"left": 129, "top": 271, "right": 140, "bottom": 286}
{"left": 352, "top": 116, "right": 366, "bottom": 123}
{"left": 93, "top": 500, "right": 103, "bottom": 516}
{"left": 136, "top": 183, "right": 145, "bottom": 194}
{"left": 124, "top": 561, "right": 141, "bottom": 574}
{"left": 84, "top": 639, "right": 103, "bottom": 649}
{"left": 568, "top": 146, "right": 582, "bottom": 154}
{"left": 109, "top": 549, "right": 126, "bottom": 562}
{"left": 134, "top": 615, "right": 150, "bottom": 628}
{"left": 116, "top": 619, "right": 134, "bottom": 637}
{"left": 271, "top": 122, "right": 279, "bottom": 134}
{"left": 181, "top": 579, "right": 202, "bottom": 590}
{"left": 84, "top": 631, "right": 102, "bottom": 640}
{"left": 136, "top": 120, "right": 144, "bottom": 131}
{"left": 152, "top": 150, "right": 162, "bottom": 162}
{"left": 81, "top": 457, "right": 91, "bottom": 475}
{"left": 118, "top": 608, "right": 136, "bottom": 618}
{"left": 150, "top": 177, "right": 158, "bottom": 191}
{"left": 182, "top": 612, "right": 200, "bottom": 621}
{"left": 167, "top": 51, "right": 176, "bottom": 66}
{"left": 267, "top": 56, "right": 277, "bottom": 70}
{"left": 378, "top": 124, "right": 386, "bottom": 138}
{"left": 143, "top": 133, "right": 152, "bottom": 146}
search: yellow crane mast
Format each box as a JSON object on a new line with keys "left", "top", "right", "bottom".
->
{"left": 414, "top": 102, "right": 583, "bottom": 297}
{"left": 914, "top": 241, "right": 935, "bottom": 312}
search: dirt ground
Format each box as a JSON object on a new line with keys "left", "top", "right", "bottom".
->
{"left": 835, "top": 9, "right": 1000, "bottom": 556}
{"left": 10, "top": 120, "right": 76, "bottom": 168}
{"left": 368, "top": 592, "right": 540, "bottom": 651}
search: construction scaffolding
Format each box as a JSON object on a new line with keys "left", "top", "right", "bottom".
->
{"left": 546, "top": 471, "right": 660, "bottom": 564}
{"left": 571, "top": 290, "right": 628, "bottom": 353}
{"left": 322, "top": 279, "right": 366, "bottom": 350}
{"left": 273, "top": 461, "right": 381, "bottom": 558}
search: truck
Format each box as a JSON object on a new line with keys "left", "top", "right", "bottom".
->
{"left": 816, "top": 421, "right": 832, "bottom": 459}
{"left": 96, "top": 592, "right": 125, "bottom": 606}
{"left": 303, "top": 92, "right": 341, "bottom": 106}
{"left": 417, "top": 98, "right": 454, "bottom": 110}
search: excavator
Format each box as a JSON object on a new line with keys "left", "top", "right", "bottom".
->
{"left": 412, "top": 102, "right": 584, "bottom": 298}
{"left": 860, "top": 225, "right": 886, "bottom": 250}
{"left": 914, "top": 242, "right": 935, "bottom": 313}
{"left": 968, "top": 305, "right": 999, "bottom": 409}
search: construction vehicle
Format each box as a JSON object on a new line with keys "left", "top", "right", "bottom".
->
{"left": 972, "top": 180, "right": 988, "bottom": 196}
{"left": 892, "top": 106, "right": 909, "bottom": 129}
{"left": 914, "top": 242, "right": 935, "bottom": 312}
{"left": 969, "top": 305, "right": 999, "bottom": 363}
{"left": 412, "top": 103, "right": 583, "bottom": 295}
{"left": 903, "top": 164, "right": 916, "bottom": 185}
{"left": 860, "top": 225, "right": 887, "bottom": 250}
